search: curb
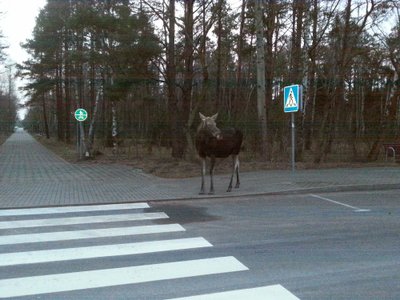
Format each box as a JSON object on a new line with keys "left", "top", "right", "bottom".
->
{"left": 1, "top": 183, "right": 399, "bottom": 210}
{"left": 147, "top": 183, "right": 400, "bottom": 203}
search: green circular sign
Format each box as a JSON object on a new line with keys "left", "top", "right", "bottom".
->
{"left": 75, "top": 108, "right": 88, "bottom": 122}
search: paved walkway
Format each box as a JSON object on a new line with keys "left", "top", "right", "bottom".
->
{"left": 1, "top": 129, "right": 399, "bottom": 208}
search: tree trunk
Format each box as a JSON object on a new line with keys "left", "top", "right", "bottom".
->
{"left": 255, "top": 0, "right": 268, "bottom": 160}
{"left": 86, "top": 89, "right": 102, "bottom": 156}
{"left": 233, "top": 0, "right": 246, "bottom": 118}
{"left": 56, "top": 56, "right": 64, "bottom": 141}
{"left": 166, "top": 0, "right": 181, "bottom": 159}
{"left": 264, "top": 0, "right": 276, "bottom": 159}
{"left": 290, "top": 0, "right": 305, "bottom": 84}
{"left": 111, "top": 100, "right": 118, "bottom": 154}
{"left": 199, "top": 0, "right": 210, "bottom": 109}
{"left": 303, "top": 0, "right": 318, "bottom": 151}
{"left": 64, "top": 46, "right": 71, "bottom": 144}
{"left": 180, "top": 0, "right": 195, "bottom": 159}
{"left": 215, "top": 0, "right": 224, "bottom": 111}
{"left": 42, "top": 93, "right": 50, "bottom": 139}
{"left": 63, "top": 4, "right": 72, "bottom": 144}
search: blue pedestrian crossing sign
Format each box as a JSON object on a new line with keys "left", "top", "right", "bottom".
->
{"left": 284, "top": 84, "right": 302, "bottom": 113}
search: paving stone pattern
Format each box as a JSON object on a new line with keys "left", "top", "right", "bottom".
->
{"left": 1, "top": 130, "right": 400, "bottom": 208}
{"left": 0, "top": 131, "right": 183, "bottom": 208}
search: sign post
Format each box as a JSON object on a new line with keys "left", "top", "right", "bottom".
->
{"left": 283, "top": 85, "right": 302, "bottom": 172}
{"left": 74, "top": 108, "right": 88, "bottom": 159}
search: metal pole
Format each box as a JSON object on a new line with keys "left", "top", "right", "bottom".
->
{"left": 291, "top": 113, "right": 295, "bottom": 172}
{"left": 76, "top": 121, "right": 80, "bottom": 160}
{"left": 79, "top": 122, "right": 83, "bottom": 160}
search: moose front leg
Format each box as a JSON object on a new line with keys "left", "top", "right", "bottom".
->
{"left": 209, "top": 156, "right": 216, "bottom": 195}
{"left": 199, "top": 158, "right": 206, "bottom": 194}
{"left": 227, "top": 155, "right": 235, "bottom": 192}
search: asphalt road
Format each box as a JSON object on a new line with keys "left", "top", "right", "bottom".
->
{"left": 155, "top": 189, "right": 400, "bottom": 300}
{"left": 0, "top": 189, "right": 399, "bottom": 299}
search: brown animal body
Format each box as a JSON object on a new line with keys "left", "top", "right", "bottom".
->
{"left": 195, "top": 113, "right": 243, "bottom": 194}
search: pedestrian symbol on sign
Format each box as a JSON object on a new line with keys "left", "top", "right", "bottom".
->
{"left": 74, "top": 108, "right": 88, "bottom": 122}
{"left": 285, "top": 88, "right": 297, "bottom": 109}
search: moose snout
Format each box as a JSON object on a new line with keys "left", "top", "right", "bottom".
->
{"left": 212, "top": 128, "right": 222, "bottom": 140}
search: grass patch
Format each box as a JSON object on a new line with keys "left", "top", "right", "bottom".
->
{"left": 0, "top": 134, "right": 11, "bottom": 146}
{"left": 31, "top": 134, "right": 395, "bottom": 179}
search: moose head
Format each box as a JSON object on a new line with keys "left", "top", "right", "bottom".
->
{"left": 198, "top": 112, "right": 222, "bottom": 140}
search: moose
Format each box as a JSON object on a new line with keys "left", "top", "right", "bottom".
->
{"left": 195, "top": 113, "right": 243, "bottom": 194}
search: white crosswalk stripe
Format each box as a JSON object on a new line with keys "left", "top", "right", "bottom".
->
{"left": 0, "top": 212, "right": 168, "bottom": 229}
{"left": 0, "top": 202, "right": 150, "bottom": 216}
{"left": 167, "top": 284, "right": 300, "bottom": 300}
{"left": 0, "top": 203, "right": 300, "bottom": 299}
{"left": 0, "top": 223, "right": 185, "bottom": 245}
{"left": 0, "top": 237, "right": 212, "bottom": 267}
{"left": 0, "top": 257, "right": 247, "bottom": 298}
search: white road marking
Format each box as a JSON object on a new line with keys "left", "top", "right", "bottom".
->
{"left": 0, "top": 203, "right": 149, "bottom": 217}
{"left": 310, "top": 194, "right": 371, "bottom": 212}
{"left": 167, "top": 284, "right": 300, "bottom": 300}
{"left": 0, "top": 224, "right": 185, "bottom": 245}
{"left": 0, "top": 256, "right": 248, "bottom": 298}
{"left": 0, "top": 237, "right": 212, "bottom": 267}
{"left": 0, "top": 212, "right": 169, "bottom": 229}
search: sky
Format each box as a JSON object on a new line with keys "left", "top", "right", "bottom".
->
{"left": 0, "top": 0, "right": 46, "bottom": 64}
{"left": 0, "top": 0, "right": 46, "bottom": 118}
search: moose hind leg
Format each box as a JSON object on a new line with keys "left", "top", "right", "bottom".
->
{"left": 227, "top": 155, "right": 235, "bottom": 192}
{"left": 234, "top": 155, "right": 240, "bottom": 188}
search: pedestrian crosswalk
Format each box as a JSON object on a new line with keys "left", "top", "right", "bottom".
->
{"left": 0, "top": 202, "right": 300, "bottom": 299}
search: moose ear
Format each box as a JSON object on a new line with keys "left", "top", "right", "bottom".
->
{"left": 211, "top": 113, "right": 218, "bottom": 121}
{"left": 199, "top": 112, "right": 206, "bottom": 121}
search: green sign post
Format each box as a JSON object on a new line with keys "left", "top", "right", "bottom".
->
{"left": 74, "top": 108, "right": 88, "bottom": 122}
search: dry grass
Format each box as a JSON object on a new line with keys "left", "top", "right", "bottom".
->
{"left": 0, "top": 134, "right": 10, "bottom": 146}
{"left": 34, "top": 135, "right": 394, "bottom": 179}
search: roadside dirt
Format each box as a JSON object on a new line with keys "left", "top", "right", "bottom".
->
{"left": 34, "top": 135, "right": 394, "bottom": 179}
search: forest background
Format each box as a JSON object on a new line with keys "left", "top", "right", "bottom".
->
{"left": 1, "top": 0, "right": 400, "bottom": 174}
